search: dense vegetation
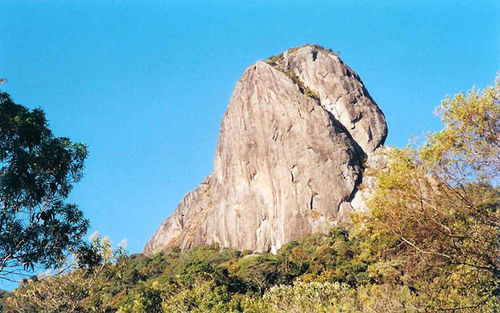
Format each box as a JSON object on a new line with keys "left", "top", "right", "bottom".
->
{"left": 1, "top": 80, "right": 498, "bottom": 312}
{"left": 1, "top": 227, "right": 420, "bottom": 312}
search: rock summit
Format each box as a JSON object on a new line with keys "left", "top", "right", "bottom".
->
{"left": 144, "top": 45, "right": 387, "bottom": 255}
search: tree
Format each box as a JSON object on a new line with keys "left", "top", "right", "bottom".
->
{"left": 3, "top": 233, "right": 127, "bottom": 313}
{"left": 0, "top": 92, "right": 89, "bottom": 281}
{"left": 360, "top": 78, "right": 499, "bottom": 311}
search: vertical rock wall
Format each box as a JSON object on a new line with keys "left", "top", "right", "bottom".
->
{"left": 143, "top": 45, "right": 387, "bottom": 255}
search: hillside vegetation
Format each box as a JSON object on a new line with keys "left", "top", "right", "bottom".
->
{"left": 1, "top": 80, "right": 499, "bottom": 312}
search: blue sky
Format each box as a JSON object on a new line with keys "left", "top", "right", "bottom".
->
{"left": 0, "top": 0, "right": 498, "bottom": 286}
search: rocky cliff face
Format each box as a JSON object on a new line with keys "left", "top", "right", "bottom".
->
{"left": 144, "top": 45, "right": 387, "bottom": 255}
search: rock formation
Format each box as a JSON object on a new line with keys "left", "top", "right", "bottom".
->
{"left": 144, "top": 45, "right": 387, "bottom": 255}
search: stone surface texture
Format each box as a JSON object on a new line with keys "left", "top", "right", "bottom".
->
{"left": 143, "top": 45, "right": 388, "bottom": 255}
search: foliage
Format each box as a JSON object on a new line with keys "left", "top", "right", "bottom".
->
{"left": 355, "top": 78, "right": 500, "bottom": 311}
{"left": 252, "top": 281, "right": 420, "bottom": 313}
{"left": 3, "top": 232, "right": 126, "bottom": 313}
{"left": 3, "top": 227, "right": 375, "bottom": 312}
{"left": 0, "top": 92, "right": 89, "bottom": 281}
{"left": 0, "top": 288, "right": 9, "bottom": 311}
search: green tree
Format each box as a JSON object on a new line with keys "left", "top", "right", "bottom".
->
{"left": 359, "top": 78, "right": 500, "bottom": 311}
{"left": 0, "top": 92, "right": 89, "bottom": 281}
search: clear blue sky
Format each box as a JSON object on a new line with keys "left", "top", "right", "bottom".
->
{"left": 0, "top": 0, "right": 498, "bottom": 281}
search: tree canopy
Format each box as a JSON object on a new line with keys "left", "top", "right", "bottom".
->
{"left": 359, "top": 77, "right": 499, "bottom": 310}
{"left": 0, "top": 92, "right": 89, "bottom": 281}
